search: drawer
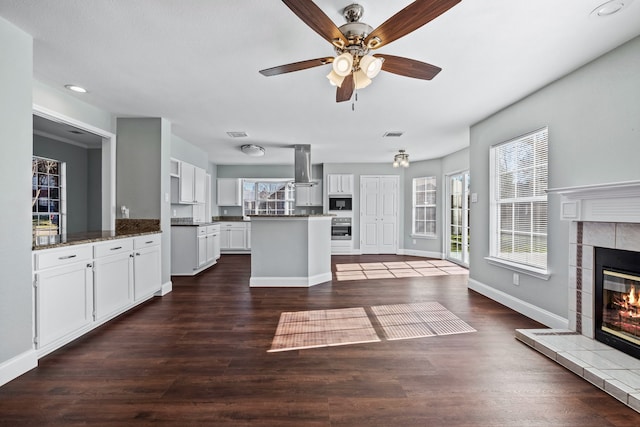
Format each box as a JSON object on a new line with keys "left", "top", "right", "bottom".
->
{"left": 206, "top": 224, "right": 220, "bottom": 234}
{"left": 34, "top": 245, "right": 93, "bottom": 270}
{"left": 197, "top": 226, "right": 207, "bottom": 236}
{"left": 133, "top": 233, "right": 161, "bottom": 249}
{"left": 94, "top": 238, "right": 134, "bottom": 258}
{"left": 220, "top": 222, "right": 245, "bottom": 229}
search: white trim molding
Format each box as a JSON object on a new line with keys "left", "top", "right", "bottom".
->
{"left": 249, "top": 272, "right": 332, "bottom": 288}
{"left": 547, "top": 180, "right": 640, "bottom": 223}
{"left": 468, "top": 278, "right": 569, "bottom": 329}
{"left": 0, "top": 350, "right": 37, "bottom": 387}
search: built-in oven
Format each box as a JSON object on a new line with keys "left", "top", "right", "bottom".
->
{"left": 331, "top": 217, "right": 352, "bottom": 240}
{"left": 328, "top": 196, "right": 352, "bottom": 211}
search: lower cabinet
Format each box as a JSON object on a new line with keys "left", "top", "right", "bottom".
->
{"left": 132, "top": 235, "right": 162, "bottom": 301}
{"left": 34, "top": 259, "right": 94, "bottom": 352}
{"left": 171, "top": 224, "right": 220, "bottom": 275}
{"left": 220, "top": 222, "right": 250, "bottom": 251}
{"left": 33, "top": 233, "right": 162, "bottom": 357}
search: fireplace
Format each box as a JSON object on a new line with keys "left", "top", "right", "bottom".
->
{"left": 595, "top": 246, "right": 640, "bottom": 359}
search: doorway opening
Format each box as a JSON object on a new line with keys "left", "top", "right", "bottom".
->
{"left": 446, "top": 171, "right": 470, "bottom": 266}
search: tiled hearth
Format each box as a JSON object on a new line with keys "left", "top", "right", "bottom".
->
{"left": 517, "top": 181, "right": 640, "bottom": 413}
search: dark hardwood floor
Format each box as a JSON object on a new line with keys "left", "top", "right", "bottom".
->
{"left": 2, "top": 254, "right": 640, "bottom": 426}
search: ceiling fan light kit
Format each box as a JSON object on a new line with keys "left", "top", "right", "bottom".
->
{"left": 260, "top": 0, "right": 461, "bottom": 103}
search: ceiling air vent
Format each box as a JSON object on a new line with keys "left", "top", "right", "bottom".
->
{"left": 226, "top": 131, "right": 248, "bottom": 138}
{"left": 383, "top": 131, "right": 404, "bottom": 137}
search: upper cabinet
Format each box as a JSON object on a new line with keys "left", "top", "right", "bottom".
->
{"left": 327, "top": 174, "right": 354, "bottom": 195}
{"left": 171, "top": 160, "right": 207, "bottom": 204}
{"left": 217, "top": 178, "right": 242, "bottom": 206}
{"left": 296, "top": 180, "right": 323, "bottom": 206}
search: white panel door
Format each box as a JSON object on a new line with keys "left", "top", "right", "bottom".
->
{"left": 360, "top": 176, "right": 398, "bottom": 254}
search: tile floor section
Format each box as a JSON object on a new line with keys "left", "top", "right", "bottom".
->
{"left": 334, "top": 260, "right": 468, "bottom": 281}
{"left": 516, "top": 328, "right": 640, "bottom": 413}
{"left": 269, "top": 303, "right": 476, "bottom": 352}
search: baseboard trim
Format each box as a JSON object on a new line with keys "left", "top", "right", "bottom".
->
{"left": 156, "top": 280, "right": 173, "bottom": 296}
{"left": 399, "top": 249, "right": 443, "bottom": 259}
{"left": 468, "top": 278, "right": 569, "bottom": 329}
{"left": 0, "top": 349, "right": 37, "bottom": 387}
{"left": 250, "top": 272, "right": 332, "bottom": 287}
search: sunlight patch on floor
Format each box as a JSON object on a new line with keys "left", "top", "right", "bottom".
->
{"left": 335, "top": 261, "right": 468, "bottom": 281}
{"left": 269, "top": 303, "right": 475, "bottom": 352}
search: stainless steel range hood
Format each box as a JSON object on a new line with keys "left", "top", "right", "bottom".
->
{"left": 294, "top": 144, "right": 315, "bottom": 186}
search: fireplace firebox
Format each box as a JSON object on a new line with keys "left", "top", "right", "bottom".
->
{"left": 595, "top": 246, "right": 640, "bottom": 359}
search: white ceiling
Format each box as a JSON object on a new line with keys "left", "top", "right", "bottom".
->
{"left": 2, "top": 0, "right": 639, "bottom": 165}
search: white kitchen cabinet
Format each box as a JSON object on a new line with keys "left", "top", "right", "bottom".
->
{"left": 33, "top": 245, "right": 94, "bottom": 355}
{"left": 132, "top": 235, "right": 162, "bottom": 301}
{"left": 194, "top": 167, "right": 207, "bottom": 203}
{"left": 177, "top": 161, "right": 206, "bottom": 204}
{"left": 296, "top": 180, "right": 323, "bottom": 206}
{"left": 32, "top": 233, "right": 163, "bottom": 358}
{"left": 219, "top": 222, "right": 248, "bottom": 250}
{"left": 217, "top": 178, "right": 242, "bottom": 206}
{"left": 327, "top": 174, "right": 354, "bottom": 195}
{"left": 93, "top": 239, "right": 134, "bottom": 322}
{"left": 171, "top": 224, "right": 220, "bottom": 275}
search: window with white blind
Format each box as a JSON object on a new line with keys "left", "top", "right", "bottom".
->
{"left": 489, "top": 127, "right": 548, "bottom": 274}
{"left": 412, "top": 176, "right": 437, "bottom": 237}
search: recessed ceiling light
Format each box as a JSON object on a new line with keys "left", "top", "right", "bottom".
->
{"left": 590, "top": 0, "right": 632, "bottom": 17}
{"left": 227, "top": 131, "right": 248, "bottom": 138}
{"left": 64, "top": 84, "right": 88, "bottom": 93}
{"left": 383, "top": 131, "right": 404, "bottom": 137}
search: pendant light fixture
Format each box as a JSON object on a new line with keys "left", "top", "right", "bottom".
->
{"left": 393, "top": 150, "right": 410, "bottom": 168}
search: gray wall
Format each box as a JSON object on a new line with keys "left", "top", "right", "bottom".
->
{"left": 0, "top": 15, "right": 34, "bottom": 373}
{"left": 401, "top": 158, "right": 442, "bottom": 256}
{"left": 469, "top": 35, "right": 640, "bottom": 319}
{"left": 87, "top": 148, "right": 102, "bottom": 230}
{"left": 116, "top": 118, "right": 172, "bottom": 285}
{"left": 33, "top": 135, "right": 102, "bottom": 233}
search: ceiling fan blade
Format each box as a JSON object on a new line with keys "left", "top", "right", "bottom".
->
{"left": 259, "top": 57, "right": 334, "bottom": 76}
{"left": 364, "top": 0, "right": 461, "bottom": 50}
{"left": 282, "top": 0, "right": 348, "bottom": 47}
{"left": 336, "top": 74, "right": 354, "bottom": 102}
{"left": 377, "top": 54, "right": 442, "bottom": 80}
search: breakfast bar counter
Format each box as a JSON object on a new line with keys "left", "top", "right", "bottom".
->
{"left": 248, "top": 214, "right": 333, "bottom": 287}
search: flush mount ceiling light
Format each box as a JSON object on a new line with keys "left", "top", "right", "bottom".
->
{"left": 591, "top": 0, "right": 633, "bottom": 17}
{"left": 241, "top": 144, "right": 265, "bottom": 157}
{"left": 64, "top": 84, "right": 87, "bottom": 93}
{"left": 393, "top": 150, "right": 410, "bottom": 168}
{"left": 259, "top": 1, "right": 460, "bottom": 103}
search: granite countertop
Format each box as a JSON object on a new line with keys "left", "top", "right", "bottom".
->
{"left": 33, "top": 218, "right": 161, "bottom": 250}
{"left": 171, "top": 221, "right": 219, "bottom": 227}
{"left": 33, "top": 230, "right": 161, "bottom": 250}
{"left": 211, "top": 216, "right": 249, "bottom": 222}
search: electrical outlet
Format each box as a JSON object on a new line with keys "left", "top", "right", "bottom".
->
{"left": 413, "top": 239, "right": 416, "bottom": 244}
{"left": 223, "top": 209, "right": 227, "bottom": 215}
{"left": 173, "top": 209, "right": 176, "bottom": 217}
{"left": 513, "top": 273, "right": 520, "bottom": 286}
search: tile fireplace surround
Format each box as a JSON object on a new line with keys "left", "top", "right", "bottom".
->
{"left": 517, "top": 181, "right": 640, "bottom": 413}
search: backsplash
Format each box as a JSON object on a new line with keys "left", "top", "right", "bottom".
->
{"left": 116, "top": 218, "right": 161, "bottom": 234}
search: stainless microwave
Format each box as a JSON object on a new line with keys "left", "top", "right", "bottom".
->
{"left": 329, "top": 197, "right": 352, "bottom": 211}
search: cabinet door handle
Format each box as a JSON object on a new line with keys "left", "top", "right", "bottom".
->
{"left": 58, "top": 254, "right": 77, "bottom": 260}
{"left": 145, "top": 240, "right": 154, "bottom": 244}
{"left": 130, "top": 254, "right": 135, "bottom": 258}
{"left": 135, "top": 252, "right": 141, "bottom": 256}
{"left": 110, "top": 246, "right": 122, "bottom": 251}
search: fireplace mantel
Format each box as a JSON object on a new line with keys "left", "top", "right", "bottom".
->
{"left": 547, "top": 180, "right": 640, "bottom": 223}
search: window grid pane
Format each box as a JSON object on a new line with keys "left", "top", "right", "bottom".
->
{"left": 243, "top": 180, "right": 295, "bottom": 216}
{"left": 492, "top": 128, "right": 548, "bottom": 270}
{"left": 413, "top": 177, "right": 436, "bottom": 237}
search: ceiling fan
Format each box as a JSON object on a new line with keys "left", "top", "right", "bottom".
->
{"left": 259, "top": 0, "right": 462, "bottom": 103}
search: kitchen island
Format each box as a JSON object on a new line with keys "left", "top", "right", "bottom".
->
{"left": 249, "top": 214, "right": 333, "bottom": 287}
